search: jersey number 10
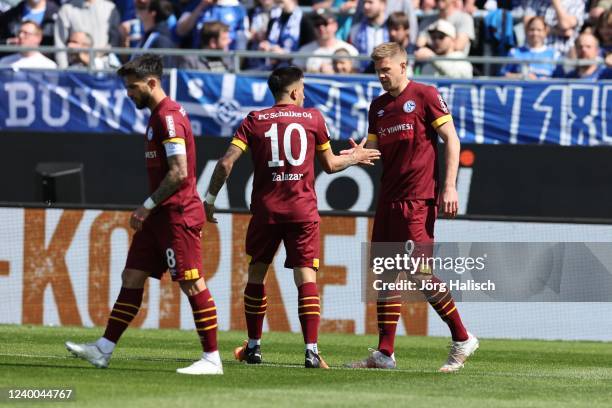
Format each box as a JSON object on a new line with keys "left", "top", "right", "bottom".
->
{"left": 265, "top": 123, "right": 307, "bottom": 167}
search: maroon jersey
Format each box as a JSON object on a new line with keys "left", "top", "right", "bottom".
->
{"left": 232, "top": 104, "right": 331, "bottom": 223}
{"left": 144, "top": 96, "right": 204, "bottom": 227}
{"left": 367, "top": 81, "right": 452, "bottom": 202}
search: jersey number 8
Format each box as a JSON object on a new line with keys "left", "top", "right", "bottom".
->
{"left": 165, "top": 248, "right": 176, "bottom": 268}
{"left": 265, "top": 123, "right": 307, "bottom": 168}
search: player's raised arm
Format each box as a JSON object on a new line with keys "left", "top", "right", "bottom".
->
{"left": 316, "top": 137, "right": 380, "bottom": 174}
{"left": 436, "top": 120, "right": 460, "bottom": 218}
{"left": 203, "top": 142, "right": 245, "bottom": 223}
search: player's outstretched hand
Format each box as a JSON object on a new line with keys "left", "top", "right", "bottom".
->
{"left": 438, "top": 186, "right": 458, "bottom": 218}
{"left": 130, "top": 206, "right": 150, "bottom": 231}
{"left": 204, "top": 201, "right": 218, "bottom": 223}
{"left": 351, "top": 137, "right": 381, "bottom": 166}
{"left": 339, "top": 138, "right": 358, "bottom": 156}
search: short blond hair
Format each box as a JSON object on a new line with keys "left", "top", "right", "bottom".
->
{"left": 371, "top": 42, "right": 407, "bottom": 62}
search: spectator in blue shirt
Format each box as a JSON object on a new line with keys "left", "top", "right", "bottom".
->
{"left": 500, "top": 16, "right": 561, "bottom": 79}
{"left": 513, "top": 0, "right": 586, "bottom": 57}
{"left": 565, "top": 32, "right": 609, "bottom": 80}
{"left": 0, "top": 0, "right": 59, "bottom": 48}
{"left": 121, "top": 0, "right": 177, "bottom": 49}
{"left": 248, "top": 0, "right": 274, "bottom": 49}
{"left": 349, "top": 0, "right": 389, "bottom": 72}
{"left": 176, "top": 0, "right": 248, "bottom": 49}
{"left": 137, "top": 0, "right": 177, "bottom": 67}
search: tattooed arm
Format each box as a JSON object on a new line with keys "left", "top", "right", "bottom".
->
{"left": 130, "top": 153, "right": 188, "bottom": 231}
{"left": 203, "top": 144, "right": 244, "bottom": 223}
{"left": 152, "top": 153, "right": 188, "bottom": 203}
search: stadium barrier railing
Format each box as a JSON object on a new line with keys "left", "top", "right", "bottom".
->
{"left": 0, "top": 44, "right": 604, "bottom": 78}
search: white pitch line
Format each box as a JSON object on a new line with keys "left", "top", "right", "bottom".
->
{"left": 2, "top": 353, "right": 611, "bottom": 380}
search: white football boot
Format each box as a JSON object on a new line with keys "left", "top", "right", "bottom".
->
{"left": 65, "top": 341, "right": 111, "bottom": 368}
{"left": 439, "top": 332, "right": 479, "bottom": 373}
{"left": 176, "top": 353, "right": 223, "bottom": 375}
{"left": 345, "top": 348, "right": 396, "bottom": 369}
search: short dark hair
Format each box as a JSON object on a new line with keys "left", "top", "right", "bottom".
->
{"left": 117, "top": 54, "right": 163, "bottom": 80}
{"left": 386, "top": 11, "right": 409, "bottom": 30}
{"left": 200, "top": 21, "right": 229, "bottom": 48}
{"left": 149, "top": 0, "right": 174, "bottom": 23}
{"left": 267, "top": 66, "right": 304, "bottom": 99}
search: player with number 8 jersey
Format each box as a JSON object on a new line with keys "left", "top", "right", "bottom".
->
{"left": 64, "top": 55, "right": 223, "bottom": 376}
{"left": 204, "top": 66, "right": 380, "bottom": 368}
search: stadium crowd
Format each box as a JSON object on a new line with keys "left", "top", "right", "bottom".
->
{"left": 0, "top": 0, "right": 610, "bottom": 79}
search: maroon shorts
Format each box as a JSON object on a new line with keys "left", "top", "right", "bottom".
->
{"left": 245, "top": 218, "right": 320, "bottom": 269}
{"left": 125, "top": 217, "right": 203, "bottom": 281}
{"left": 372, "top": 199, "right": 437, "bottom": 244}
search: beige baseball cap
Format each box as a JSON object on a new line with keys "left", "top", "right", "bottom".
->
{"left": 427, "top": 19, "right": 457, "bottom": 39}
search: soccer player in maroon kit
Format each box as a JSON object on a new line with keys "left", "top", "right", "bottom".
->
{"left": 346, "top": 42, "right": 479, "bottom": 372}
{"left": 204, "top": 66, "right": 380, "bottom": 368}
{"left": 65, "top": 54, "right": 222, "bottom": 375}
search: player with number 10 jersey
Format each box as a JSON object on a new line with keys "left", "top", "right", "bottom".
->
{"left": 204, "top": 66, "right": 380, "bottom": 368}
{"left": 232, "top": 103, "right": 331, "bottom": 224}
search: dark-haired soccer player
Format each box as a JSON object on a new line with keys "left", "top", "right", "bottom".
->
{"left": 345, "top": 42, "right": 479, "bottom": 372}
{"left": 204, "top": 66, "right": 380, "bottom": 368}
{"left": 65, "top": 54, "right": 222, "bottom": 375}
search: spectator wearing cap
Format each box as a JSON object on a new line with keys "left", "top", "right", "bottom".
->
{"left": 332, "top": 47, "right": 356, "bottom": 73}
{"left": 294, "top": 10, "right": 359, "bottom": 73}
{"left": 513, "top": 0, "right": 585, "bottom": 57}
{"left": 180, "top": 21, "right": 230, "bottom": 71}
{"left": 565, "top": 32, "right": 611, "bottom": 79}
{"left": 0, "top": 0, "right": 59, "bottom": 49}
{"left": 414, "top": 19, "right": 473, "bottom": 78}
{"left": 387, "top": 11, "right": 415, "bottom": 77}
{"left": 349, "top": 0, "right": 389, "bottom": 72}
{"left": 0, "top": 20, "right": 57, "bottom": 68}
{"left": 417, "top": 0, "right": 475, "bottom": 57}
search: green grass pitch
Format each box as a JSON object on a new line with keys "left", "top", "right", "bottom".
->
{"left": 1, "top": 325, "right": 611, "bottom": 407}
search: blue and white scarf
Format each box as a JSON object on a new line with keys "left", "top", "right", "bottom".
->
{"left": 267, "top": 6, "right": 302, "bottom": 52}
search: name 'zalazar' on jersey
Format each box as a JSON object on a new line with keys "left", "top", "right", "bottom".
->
{"left": 272, "top": 172, "right": 305, "bottom": 182}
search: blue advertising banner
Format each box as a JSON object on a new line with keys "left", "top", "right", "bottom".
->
{"left": 1, "top": 68, "right": 611, "bottom": 145}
